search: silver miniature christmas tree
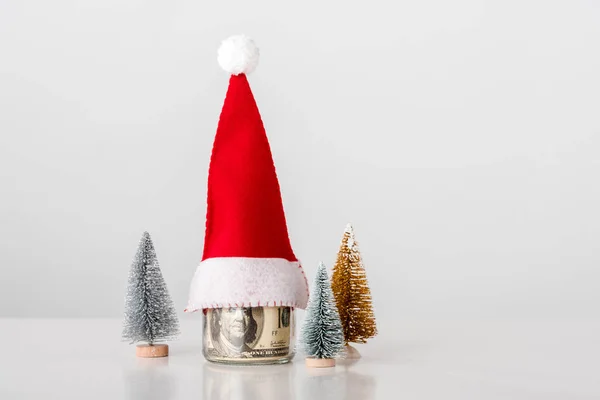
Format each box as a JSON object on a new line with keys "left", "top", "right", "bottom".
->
{"left": 301, "top": 262, "right": 344, "bottom": 364}
{"left": 122, "top": 232, "right": 179, "bottom": 348}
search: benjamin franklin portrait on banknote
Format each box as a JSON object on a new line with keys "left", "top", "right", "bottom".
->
{"left": 208, "top": 307, "right": 263, "bottom": 358}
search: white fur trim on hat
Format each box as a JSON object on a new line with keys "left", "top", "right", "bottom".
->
{"left": 185, "top": 258, "right": 309, "bottom": 312}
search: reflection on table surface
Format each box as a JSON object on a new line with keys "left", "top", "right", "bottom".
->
{"left": 124, "top": 357, "right": 175, "bottom": 400}
{"left": 201, "top": 358, "right": 376, "bottom": 400}
{"left": 203, "top": 362, "right": 295, "bottom": 400}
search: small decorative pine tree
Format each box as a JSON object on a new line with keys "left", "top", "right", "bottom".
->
{"left": 301, "top": 262, "right": 344, "bottom": 366}
{"left": 122, "top": 232, "right": 179, "bottom": 354}
{"left": 331, "top": 224, "right": 377, "bottom": 347}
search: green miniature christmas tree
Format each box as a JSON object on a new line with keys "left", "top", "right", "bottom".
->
{"left": 301, "top": 262, "right": 344, "bottom": 367}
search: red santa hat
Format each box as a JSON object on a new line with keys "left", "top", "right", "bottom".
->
{"left": 186, "top": 35, "right": 309, "bottom": 312}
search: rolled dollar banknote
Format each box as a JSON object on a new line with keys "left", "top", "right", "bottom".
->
{"left": 203, "top": 306, "right": 296, "bottom": 364}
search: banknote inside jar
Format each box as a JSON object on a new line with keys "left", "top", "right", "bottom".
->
{"left": 203, "top": 306, "right": 295, "bottom": 364}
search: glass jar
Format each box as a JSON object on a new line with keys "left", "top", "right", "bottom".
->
{"left": 202, "top": 306, "right": 296, "bottom": 365}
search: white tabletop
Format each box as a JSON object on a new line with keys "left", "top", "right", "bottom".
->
{"left": 0, "top": 318, "right": 598, "bottom": 399}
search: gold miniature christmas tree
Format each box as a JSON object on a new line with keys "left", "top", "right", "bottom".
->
{"left": 331, "top": 224, "right": 377, "bottom": 351}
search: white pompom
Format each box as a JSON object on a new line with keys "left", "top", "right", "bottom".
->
{"left": 217, "top": 35, "right": 260, "bottom": 75}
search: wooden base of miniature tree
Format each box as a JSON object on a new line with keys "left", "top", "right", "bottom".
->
{"left": 136, "top": 344, "right": 169, "bottom": 358}
{"left": 305, "top": 357, "right": 336, "bottom": 368}
{"left": 344, "top": 344, "right": 361, "bottom": 359}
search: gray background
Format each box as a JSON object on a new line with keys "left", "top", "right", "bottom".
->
{"left": 1, "top": 0, "right": 598, "bottom": 319}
